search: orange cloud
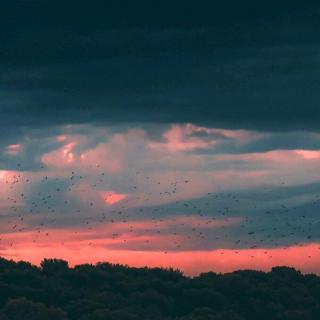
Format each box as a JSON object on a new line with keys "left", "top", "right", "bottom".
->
{"left": 103, "top": 191, "right": 127, "bottom": 205}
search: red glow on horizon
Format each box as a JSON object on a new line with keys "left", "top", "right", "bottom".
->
{"left": 1, "top": 243, "right": 320, "bottom": 276}
{"left": 0, "top": 226, "right": 319, "bottom": 276}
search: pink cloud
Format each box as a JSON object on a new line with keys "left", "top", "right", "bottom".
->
{"left": 295, "top": 150, "right": 320, "bottom": 159}
{"left": 5, "top": 144, "right": 21, "bottom": 155}
{"left": 56, "top": 135, "right": 67, "bottom": 142}
{"left": 102, "top": 191, "right": 127, "bottom": 205}
{"left": 0, "top": 170, "right": 7, "bottom": 180}
{"left": 0, "top": 215, "right": 240, "bottom": 246}
{"left": 42, "top": 141, "right": 78, "bottom": 167}
{"left": 149, "top": 124, "right": 261, "bottom": 152}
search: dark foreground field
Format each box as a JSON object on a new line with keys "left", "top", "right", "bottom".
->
{"left": 0, "top": 258, "right": 319, "bottom": 320}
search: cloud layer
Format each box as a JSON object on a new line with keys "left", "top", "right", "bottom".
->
{"left": 2, "top": 1, "right": 320, "bottom": 273}
{"left": 0, "top": 123, "right": 320, "bottom": 273}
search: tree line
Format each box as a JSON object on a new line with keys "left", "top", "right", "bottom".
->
{"left": 0, "top": 257, "right": 319, "bottom": 319}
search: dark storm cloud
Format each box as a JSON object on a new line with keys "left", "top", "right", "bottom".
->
{"left": 1, "top": 1, "right": 320, "bottom": 132}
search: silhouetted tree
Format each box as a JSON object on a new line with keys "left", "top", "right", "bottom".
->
{"left": 40, "top": 259, "right": 69, "bottom": 276}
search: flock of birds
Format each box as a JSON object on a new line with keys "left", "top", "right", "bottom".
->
{"left": 1, "top": 162, "right": 320, "bottom": 261}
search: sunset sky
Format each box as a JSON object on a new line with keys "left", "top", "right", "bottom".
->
{"left": 1, "top": 1, "right": 320, "bottom": 275}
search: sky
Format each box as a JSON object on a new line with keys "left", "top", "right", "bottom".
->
{"left": 1, "top": 1, "right": 320, "bottom": 275}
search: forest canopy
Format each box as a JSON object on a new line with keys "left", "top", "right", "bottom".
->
{"left": 0, "top": 258, "right": 319, "bottom": 319}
